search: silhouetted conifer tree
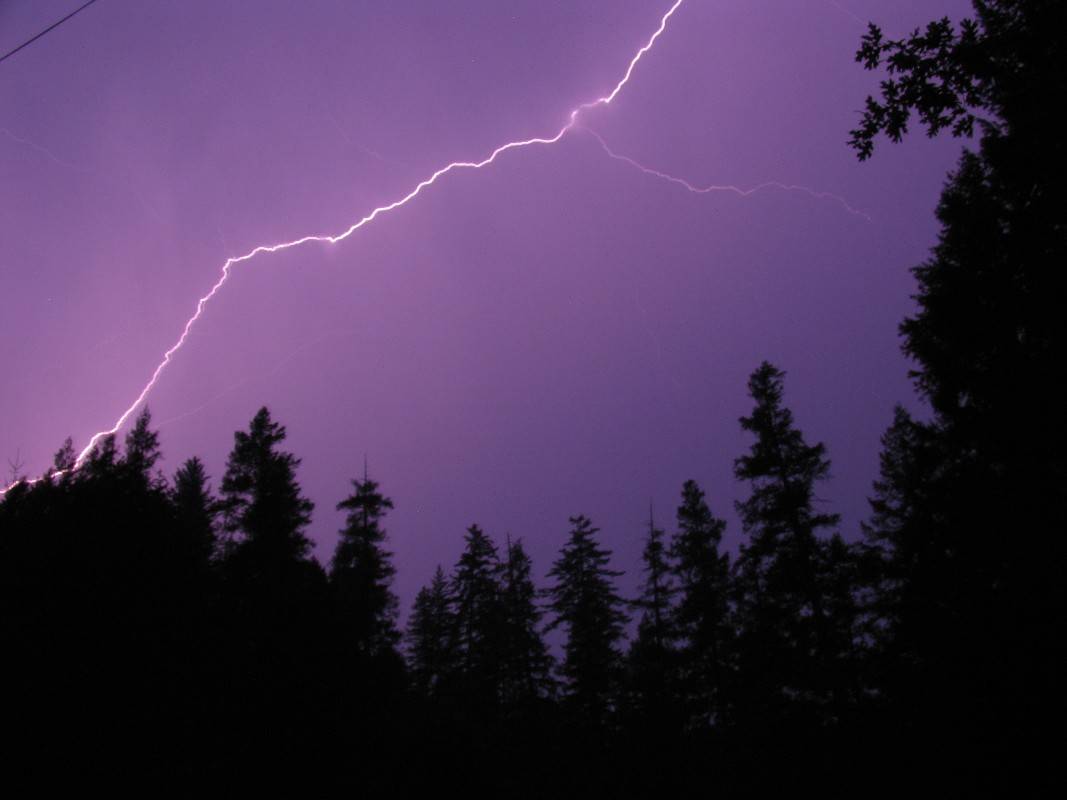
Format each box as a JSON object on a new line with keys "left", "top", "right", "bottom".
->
{"left": 123, "top": 407, "right": 161, "bottom": 486}
{"left": 172, "top": 456, "right": 218, "bottom": 568}
{"left": 499, "top": 536, "right": 553, "bottom": 705}
{"left": 83, "top": 432, "right": 118, "bottom": 480}
{"left": 407, "top": 565, "right": 457, "bottom": 697}
{"left": 733, "top": 362, "right": 839, "bottom": 717}
{"left": 671, "top": 480, "right": 731, "bottom": 726}
{"left": 450, "top": 524, "right": 504, "bottom": 701}
{"left": 220, "top": 406, "right": 314, "bottom": 565}
{"left": 51, "top": 437, "right": 76, "bottom": 475}
{"left": 330, "top": 470, "right": 400, "bottom": 659}
{"left": 626, "top": 506, "right": 678, "bottom": 725}
{"left": 546, "top": 514, "right": 627, "bottom": 721}
{"left": 215, "top": 407, "right": 327, "bottom": 771}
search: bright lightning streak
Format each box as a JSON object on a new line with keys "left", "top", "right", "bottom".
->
{"left": 584, "top": 128, "right": 872, "bottom": 221}
{"left": 0, "top": 0, "right": 685, "bottom": 493}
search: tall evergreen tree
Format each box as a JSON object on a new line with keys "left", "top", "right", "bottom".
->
{"left": 499, "top": 536, "right": 553, "bottom": 705}
{"left": 215, "top": 408, "right": 327, "bottom": 772}
{"left": 51, "top": 437, "right": 76, "bottom": 476}
{"left": 733, "top": 362, "right": 839, "bottom": 714}
{"left": 123, "top": 407, "right": 161, "bottom": 487}
{"left": 171, "top": 456, "right": 218, "bottom": 567}
{"left": 450, "top": 524, "right": 504, "bottom": 699}
{"left": 330, "top": 470, "right": 400, "bottom": 659}
{"left": 627, "top": 505, "right": 678, "bottom": 723}
{"left": 546, "top": 514, "right": 628, "bottom": 720}
{"left": 83, "top": 433, "right": 118, "bottom": 481}
{"left": 220, "top": 406, "right": 314, "bottom": 566}
{"left": 671, "top": 480, "right": 731, "bottom": 725}
{"left": 406, "top": 566, "right": 457, "bottom": 698}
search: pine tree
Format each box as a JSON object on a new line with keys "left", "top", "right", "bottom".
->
{"left": 627, "top": 505, "right": 678, "bottom": 722}
{"left": 546, "top": 514, "right": 628, "bottom": 720}
{"left": 450, "top": 524, "right": 504, "bottom": 700}
{"left": 671, "top": 480, "right": 731, "bottom": 725}
{"left": 499, "top": 536, "right": 553, "bottom": 705}
{"left": 406, "top": 566, "right": 456, "bottom": 697}
{"left": 83, "top": 433, "right": 118, "bottom": 481}
{"left": 220, "top": 406, "right": 314, "bottom": 566}
{"left": 52, "top": 437, "right": 76, "bottom": 476}
{"left": 330, "top": 469, "right": 400, "bottom": 659}
{"left": 123, "top": 407, "right": 161, "bottom": 487}
{"left": 171, "top": 456, "right": 218, "bottom": 567}
{"left": 733, "top": 362, "right": 838, "bottom": 713}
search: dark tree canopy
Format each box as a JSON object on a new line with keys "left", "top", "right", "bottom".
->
{"left": 406, "top": 565, "right": 457, "bottom": 699}
{"left": 546, "top": 514, "right": 628, "bottom": 720}
{"left": 450, "top": 523, "right": 505, "bottom": 699}
{"left": 220, "top": 406, "right": 315, "bottom": 565}
{"left": 330, "top": 471, "right": 400, "bottom": 659}
{"left": 632, "top": 507, "right": 675, "bottom": 661}
{"left": 499, "top": 536, "right": 553, "bottom": 705}
{"left": 671, "top": 480, "right": 731, "bottom": 725}
{"left": 171, "top": 455, "right": 218, "bottom": 567}
{"left": 626, "top": 506, "right": 677, "bottom": 725}
{"left": 733, "top": 362, "right": 839, "bottom": 717}
{"left": 123, "top": 407, "right": 161, "bottom": 487}
{"left": 852, "top": 2, "right": 1065, "bottom": 788}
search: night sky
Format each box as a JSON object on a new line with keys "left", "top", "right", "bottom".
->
{"left": 1, "top": 0, "right": 971, "bottom": 609}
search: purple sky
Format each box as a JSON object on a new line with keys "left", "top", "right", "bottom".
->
{"left": 1, "top": 0, "right": 972, "bottom": 608}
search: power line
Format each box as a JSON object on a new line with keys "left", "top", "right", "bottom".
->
{"left": 0, "top": 0, "right": 100, "bottom": 66}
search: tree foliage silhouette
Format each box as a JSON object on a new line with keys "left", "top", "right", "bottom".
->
{"left": 450, "top": 523, "right": 505, "bottom": 702}
{"left": 220, "top": 406, "right": 315, "bottom": 566}
{"left": 671, "top": 480, "right": 731, "bottom": 726}
{"left": 407, "top": 565, "right": 457, "bottom": 698}
{"left": 546, "top": 514, "right": 628, "bottom": 721}
{"left": 853, "top": 1, "right": 1065, "bottom": 787}
{"left": 626, "top": 506, "right": 678, "bottom": 725}
{"left": 499, "top": 536, "right": 553, "bottom": 705}
{"left": 171, "top": 455, "right": 218, "bottom": 568}
{"left": 733, "top": 362, "right": 839, "bottom": 718}
{"left": 330, "top": 470, "right": 400, "bottom": 660}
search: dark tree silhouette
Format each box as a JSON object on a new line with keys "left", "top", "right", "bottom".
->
{"left": 450, "top": 523, "right": 505, "bottom": 702}
{"left": 215, "top": 407, "right": 328, "bottom": 774}
{"left": 626, "top": 506, "right": 678, "bottom": 727}
{"left": 51, "top": 436, "right": 76, "bottom": 475}
{"left": 330, "top": 470, "right": 400, "bottom": 660}
{"left": 852, "top": 2, "right": 1065, "bottom": 789}
{"left": 171, "top": 455, "right": 218, "bottom": 567}
{"left": 406, "top": 565, "right": 457, "bottom": 698}
{"left": 499, "top": 536, "right": 554, "bottom": 706}
{"left": 671, "top": 480, "right": 731, "bottom": 726}
{"left": 733, "top": 362, "right": 839, "bottom": 720}
{"left": 123, "top": 407, "right": 161, "bottom": 486}
{"left": 220, "top": 406, "right": 315, "bottom": 565}
{"left": 546, "top": 514, "right": 628, "bottom": 722}
{"left": 82, "top": 431, "right": 118, "bottom": 479}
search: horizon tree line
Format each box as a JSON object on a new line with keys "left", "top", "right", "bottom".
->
{"left": 0, "top": 358, "right": 874, "bottom": 787}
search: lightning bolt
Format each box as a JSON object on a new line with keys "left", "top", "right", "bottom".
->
{"left": 583, "top": 128, "right": 872, "bottom": 221}
{"left": 1, "top": 0, "right": 686, "bottom": 493}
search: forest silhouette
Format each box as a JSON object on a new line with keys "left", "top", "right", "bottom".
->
{"left": 2, "top": 1, "right": 1061, "bottom": 792}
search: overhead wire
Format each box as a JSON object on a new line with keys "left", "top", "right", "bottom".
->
{"left": 0, "top": 0, "right": 100, "bottom": 66}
